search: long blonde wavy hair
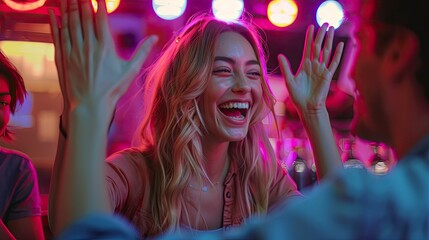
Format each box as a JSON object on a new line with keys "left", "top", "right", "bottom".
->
{"left": 138, "top": 12, "right": 279, "bottom": 236}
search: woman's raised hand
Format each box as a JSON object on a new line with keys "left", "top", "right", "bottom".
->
{"left": 49, "top": 0, "right": 157, "bottom": 116}
{"left": 278, "top": 24, "right": 344, "bottom": 116}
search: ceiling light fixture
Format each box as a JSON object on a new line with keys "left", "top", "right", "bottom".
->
{"left": 2, "top": 0, "right": 47, "bottom": 11}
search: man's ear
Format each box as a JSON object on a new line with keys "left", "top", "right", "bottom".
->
{"left": 381, "top": 29, "right": 419, "bottom": 82}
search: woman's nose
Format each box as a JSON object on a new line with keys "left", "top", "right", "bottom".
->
{"left": 231, "top": 72, "right": 251, "bottom": 93}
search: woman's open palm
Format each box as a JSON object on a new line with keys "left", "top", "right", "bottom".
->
{"left": 49, "top": 0, "right": 157, "bottom": 115}
{"left": 279, "top": 24, "right": 344, "bottom": 116}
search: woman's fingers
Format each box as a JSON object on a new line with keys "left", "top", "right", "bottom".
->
{"left": 68, "top": 0, "right": 84, "bottom": 49}
{"left": 60, "top": 0, "right": 72, "bottom": 59}
{"left": 312, "top": 23, "right": 328, "bottom": 61}
{"left": 128, "top": 36, "right": 158, "bottom": 73}
{"left": 80, "top": 0, "right": 96, "bottom": 45}
{"left": 48, "top": 9, "right": 66, "bottom": 91}
{"left": 302, "top": 25, "right": 315, "bottom": 61}
{"left": 278, "top": 54, "right": 295, "bottom": 92}
{"left": 52, "top": 0, "right": 157, "bottom": 103}
{"left": 321, "top": 26, "right": 334, "bottom": 64}
{"left": 116, "top": 35, "right": 158, "bottom": 93}
{"left": 48, "top": 10, "right": 60, "bottom": 51}
{"left": 328, "top": 42, "right": 344, "bottom": 74}
{"left": 95, "top": 0, "right": 113, "bottom": 46}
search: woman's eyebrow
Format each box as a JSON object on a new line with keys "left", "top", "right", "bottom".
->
{"left": 214, "top": 56, "right": 260, "bottom": 66}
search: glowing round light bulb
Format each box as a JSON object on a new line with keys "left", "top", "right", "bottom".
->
{"left": 316, "top": 0, "right": 344, "bottom": 29}
{"left": 212, "top": 0, "right": 244, "bottom": 22}
{"left": 153, "top": 0, "right": 187, "bottom": 20}
{"left": 3, "top": 0, "right": 47, "bottom": 11}
{"left": 267, "top": 0, "right": 298, "bottom": 28}
{"left": 91, "top": 0, "right": 121, "bottom": 13}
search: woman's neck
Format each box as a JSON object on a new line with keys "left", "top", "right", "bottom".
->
{"left": 201, "top": 141, "right": 230, "bottom": 182}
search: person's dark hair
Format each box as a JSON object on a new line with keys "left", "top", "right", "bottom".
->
{"left": 372, "top": 0, "right": 428, "bottom": 100}
{"left": 0, "top": 50, "right": 27, "bottom": 140}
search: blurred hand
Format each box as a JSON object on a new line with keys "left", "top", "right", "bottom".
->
{"left": 49, "top": 0, "right": 157, "bottom": 119}
{"left": 278, "top": 24, "right": 344, "bottom": 116}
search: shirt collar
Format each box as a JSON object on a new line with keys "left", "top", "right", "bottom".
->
{"left": 224, "top": 158, "right": 238, "bottom": 185}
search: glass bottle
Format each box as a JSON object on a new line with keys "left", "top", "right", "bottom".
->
{"left": 369, "top": 142, "right": 389, "bottom": 175}
{"left": 340, "top": 138, "right": 365, "bottom": 169}
{"left": 288, "top": 147, "right": 313, "bottom": 191}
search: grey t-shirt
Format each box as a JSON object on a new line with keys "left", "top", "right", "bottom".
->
{"left": 0, "top": 148, "right": 41, "bottom": 222}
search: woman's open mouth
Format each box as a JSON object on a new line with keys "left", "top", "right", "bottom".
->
{"left": 218, "top": 102, "right": 249, "bottom": 121}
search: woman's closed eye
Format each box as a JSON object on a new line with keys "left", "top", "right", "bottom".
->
{"left": 213, "top": 68, "right": 232, "bottom": 75}
{"left": 247, "top": 71, "right": 261, "bottom": 79}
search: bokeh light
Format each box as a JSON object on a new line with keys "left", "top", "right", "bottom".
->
{"left": 316, "top": 0, "right": 344, "bottom": 29}
{"left": 153, "top": 0, "right": 187, "bottom": 20}
{"left": 212, "top": 0, "right": 244, "bottom": 22}
{"left": 91, "top": 0, "right": 121, "bottom": 13}
{"left": 267, "top": 0, "right": 298, "bottom": 28}
{"left": 3, "top": 0, "right": 47, "bottom": 11}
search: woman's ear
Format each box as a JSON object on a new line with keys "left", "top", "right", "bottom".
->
{"left": 381, "top": 29, "right": 419, "bottom": 82}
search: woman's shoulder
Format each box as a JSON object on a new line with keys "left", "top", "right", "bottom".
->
{"left": 107, "top": 146, "right": 145, "bottom": 157}
{"left": 106, "top": 147, "right": 154, "bottom": 171}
